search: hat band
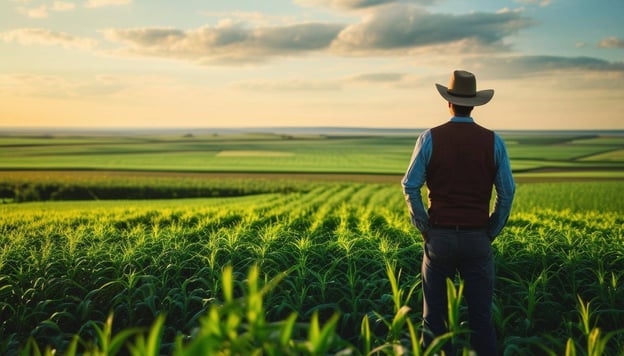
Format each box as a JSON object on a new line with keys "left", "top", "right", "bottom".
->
{"left": 447, "top": 89, "right": 476, "bottom": 98}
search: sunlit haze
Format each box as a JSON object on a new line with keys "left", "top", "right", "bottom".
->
{"left": 1, "top": 0, "right": 623, "bottom": 130}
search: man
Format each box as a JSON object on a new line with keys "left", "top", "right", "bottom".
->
{"left": 401, "top": 70, "right": 515, "bottom": 355}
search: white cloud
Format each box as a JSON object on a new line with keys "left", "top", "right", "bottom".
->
{"left": 496, "top": 7, "right": 525, "bottom": 14}
{"left": 102, "top": 21, "right": 344, "bottom": 65}
{"left": 332, "top": 4, "right": 533, "bottom": 54}
{"left": 515, "top": 0, "right": 551, "bottom": 7}
{"left": 84, "top": 0, "right": 131, "bottom": 8}
{"left": 295, "top": 0, "right": 435, "bottom": 11}
{"left": 0, "top": 73, "right": 175, "bottom": 99}
{"left": 200, "top": 11, "right": 298, "bottom": 27}
{"left": 0, "top": 73, "right": 75, "bottom": 98}
{"left": 231, "top": 72, "right": 421, "bottom": 92}
{"left": 598, "top": 37, "right": 624, "bottom": 49}
{"left": 52, "top": 1, "right": 76, "bottom": 11}
{"left": 349, "top": 72, "right": 405, "bottom": 82}
{"left": 15, "top": 1, "right": 75, "bottom": 18}
{"left": 17, "top": 5, "right": 49, "bottom": 18}
{"left": 0, "top": 28, "right": 97, "bottom": 49}
{"left": 232, "top": 78, "right": 342, "bottom": 92}
{"left": 463, "top": 55, "right": 624, "bottom": 80}
{"left": 101, "top": 4, "right": 533, "bottom": 65}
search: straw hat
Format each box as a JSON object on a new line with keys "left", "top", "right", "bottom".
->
{"left": 435, "top": 70, "right": 494, "bottom": 106}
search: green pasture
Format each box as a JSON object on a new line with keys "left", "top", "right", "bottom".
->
{"left": 1, "top": 131, "right": 622, "bottom": 176}
{"left": 0, "top": 134, "right": 412, "bottom": 174}
{"left": 580, "top": 149, "right": 624, "bottom": 162}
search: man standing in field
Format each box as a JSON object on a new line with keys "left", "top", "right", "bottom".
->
{"left": 402, "top": 70, "right": 515, "bottom": 355}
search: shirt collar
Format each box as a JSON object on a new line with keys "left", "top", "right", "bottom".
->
{"left": 450, "top": 116, "right": 474, "bottom": 123}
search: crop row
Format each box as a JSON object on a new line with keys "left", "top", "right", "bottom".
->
{"left": 1, "top": 182, "right": 623, "bottom": 354}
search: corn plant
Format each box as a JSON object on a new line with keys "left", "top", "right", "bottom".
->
{"left": 174, "top": 264, "right": 350, "bottom": 355}
{"left": 1, "top": 181, "right": 623, "bottom": 355}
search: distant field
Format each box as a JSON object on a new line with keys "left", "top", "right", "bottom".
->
{"left": 580, "top": 149, "right": 623, "bottom": 162}
{"left": 0, "top": 133, "right": 410, "bottom": 174}
{"left": 0, "top": 131, "right": 622, "bottom": 177}
{"left": 0, "top": 130, "right": 622, "bottom": 202}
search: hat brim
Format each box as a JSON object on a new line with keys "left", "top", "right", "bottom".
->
{"left": 435, "top": 83, "right": 494, "bottom": 106}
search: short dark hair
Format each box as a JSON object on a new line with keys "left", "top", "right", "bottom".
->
{"left": 451, "top": 104, "right": 473, "bottom": 117}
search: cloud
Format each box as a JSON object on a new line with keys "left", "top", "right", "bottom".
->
{"left": 511, "top": 55, "right": 624, "bottom": 72}
{"left": 101, "top": 4, "right": 533, "bottom": 66}
{"left": 348, "top": 72, "right": 428, "bottom": 89}
{"left": 332, "top": 5, "right": 533, "bottom": 53}
{"left": 295, "top": 0, "right": 435, "bottom": 10}
{"left": 102, "top": 21, "right": 345, "bottom": 65}
{"left": 17, "top": 5, "right": 49, "bottom": 18}
{"left": 200, "top": 11, "right": 298, "bottom": 27}
{"left": 53, "top": 1, "right": 76, "bottom": 11}
{"left": 231, "top": 56, "right": 624, "bottom": 94}
{"left": 232, "top": 72, "right": 419, "bottom": 92}
{"left": 0, "top": 73, "right": 72, "bottom": 98}
{"left": 598, "top": 36, "right": 624, "bottom": 49}
{"left": 514, "top": 0, "right": 551, "bottom": 7}
{"left": 15, "top": 1, "right": 76, "bottom": 18}
{"left": 0, "top": 73, "right": 174, "bottom": 99}
{"left": 12, "top": 0, "right": 126, "bottom": 19}
{"left": 466, "top": 55, "right": 624, "bottom": 79}
{"left": 84, "top": 0, "right": 131, "bottom": 8}
{"left": 0, "top": 28, "right": 97, "bottom": 49}
{"left": 0, "top": 73, "right": 110, "bottom": 98}
{"left": 349, "top": 72, "right": 405, "bottom": 82}
{"left": 232, "top": 78, "right": 342, "bottom": 92}
{"left": 496, "top": 7, "right": 525, "bottom": 14}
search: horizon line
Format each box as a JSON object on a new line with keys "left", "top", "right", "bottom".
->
{"left": 1, "top": 126, "right": 623, "bottom": 135}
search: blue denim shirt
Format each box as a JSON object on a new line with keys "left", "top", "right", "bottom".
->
{"left": 401, "top": 116, "right": 515, "bottom": 240}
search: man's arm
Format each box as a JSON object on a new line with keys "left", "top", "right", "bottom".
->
{"left": 401, "top": 130, "right": 432, "bottom": 238}
{"left": 488, "top": 133, "right": 515, "bottom": 240}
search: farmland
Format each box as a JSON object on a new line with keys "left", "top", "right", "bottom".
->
{"left": 1, "top": 130, "right": 623, "bottom": 177}
{"left": 0, "top": 129, "right": 623, "bottom": 355}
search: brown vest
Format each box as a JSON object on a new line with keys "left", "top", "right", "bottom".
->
{"left": 427, "top": 121, "right": 495, "bottom": 227}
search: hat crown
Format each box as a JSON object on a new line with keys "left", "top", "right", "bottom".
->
{"left": 447, "top": 70, "right": 477, "bottom": 97}
{"left": 435, "top": 69, "right": 494, "bottom": 106}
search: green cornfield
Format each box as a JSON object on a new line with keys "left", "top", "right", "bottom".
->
{"left": 1, "top": 181, "right": 623, "bottom": 355}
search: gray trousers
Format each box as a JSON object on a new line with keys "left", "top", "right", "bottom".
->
{"left": 421, "top": 227, "right": 497, "bottom": 355}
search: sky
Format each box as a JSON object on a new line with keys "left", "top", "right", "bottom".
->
{"left": 0, "top": 0, "right": 623, "bottom": 130}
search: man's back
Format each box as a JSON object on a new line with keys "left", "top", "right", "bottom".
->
{"left": 401, "top": 70, "right": 515, "bottom": 356}
{"left": 427, "top": 121, "right": 496, "bottom": 227}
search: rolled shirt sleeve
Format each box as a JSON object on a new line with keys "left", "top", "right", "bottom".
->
{"left": 401, "top": 130, "right": 432, "bottom": 235}
{"left": 487, "top": 132, "right": 515, "bottom": 240}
